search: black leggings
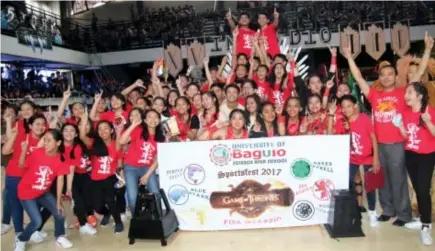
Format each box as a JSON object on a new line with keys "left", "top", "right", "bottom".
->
{"left": 405, "top": 150, "right": 435, "bottom": 224}
{"left": 72, "top": 173, "right": 94, "bottom": 226}
{"left": 115, "top": 186, "right": 126, "bottom": 214}
{"left": 92, "top": 175, "right": 121, "bottom": 224}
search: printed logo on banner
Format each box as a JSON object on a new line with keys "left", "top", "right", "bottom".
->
{"left": 209, "top": 180, "right": 294, "bottom": 218}
{"left": 168, "top": 184, "right": 189, "bottom": 205}
{"left": 290, "top": 159, "right": 312, "bottom": 179}
{"left": 210, "top": 144, "right": 231, "bottom": 166}
{"left": 312, "top": 179, "right": 335, "bottom": 201}
{"left": 184, "top": 164, "right": 206, "bottom": 185}
{"left": 293, "top": 200, "right": 315, "bottom": 221}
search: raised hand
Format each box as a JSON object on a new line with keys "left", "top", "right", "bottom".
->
{"left": 329, "top": 46, "right": 337, "bottom": 57}
{"left": 94, "top": 91, "right": 103, "bottom": 102}
{"left": 343, "top": 44, "right": 352, "bottom": 59}
{"left": 134, "top": 79, "right": 145, "bottom": 88}
{"left": 424, "top": 31, "right": 434, "bottom": 52}
{"left": 253, "top": 122, "right": 261, "bottom": 132}
{"left": 392, "top": 113, "right": 403, "bottom": 128}
{"left": 21, "top": 134, "right": 29, "bottom": 152}
{"left": 203, "top": 57, "right": 210, "bottom": 65}
{"left": 63, "top": 86, "right": 72, "bottom": 99}
{"left": 325, "top": 78, "right": 334, "bottom": 89}
{"left": 226, "top": 8, "right": 232, "bottom": 20}
{"left": 328, "top": 101, "right": 337, "bottom": 115}
{"left": 221, "top": 55, "right": 228, "bottom": 64}
{"left": 273, "top": 8, "right": 279, "bottom": 19}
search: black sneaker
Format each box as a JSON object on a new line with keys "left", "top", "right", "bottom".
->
{"left": 392, "top": 219, "right": 407, "bottom": 227}
{"left": 377, "top": 215, "right": 391, "bottom": 222}
{"left": 358, "top": 206, "right": 367, "bottom": 213}
{"left": 114, "top": 222, "right": 124, "bottom": 234}
{"left": 100, "top": 214, "right": 111, "bottom": 227}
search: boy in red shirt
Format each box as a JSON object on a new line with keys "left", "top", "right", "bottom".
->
{"left": 226, "top": 9, "right": 256, "bottom": 56}
{"left": 328, "top": 95, "right": 381, "bottom": 227}
{"left": 258, "top": 9, "right": 280, "bottom": 58}
{"left": 344, "top": 46, "right": 412, "bottom": 226}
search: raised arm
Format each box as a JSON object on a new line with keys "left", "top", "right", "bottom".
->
{"left": 272, "top": 8, "right": 279, "bottom": 28}
{"left": 118, "top": 120, "right": 140, "bottom": 145}
{"left": 57, "top": 87, "right": 72, "bottom": 124}
{"left": 343, "top": 45, "right": 370, "bottom": 97}
{"left": 2, "top": 124, "right": 18, "bottom": 156}
{"left": 89, "top": 92, "right": 103, "bottom": 122}
{"left": 203, "top": 57, "right": 213, "bottom": 85}
{"left": 225, "top": 8, "right": 236, "bottom": 31}
{"left": 79, "top": 109, "right": 93, "bottom": 148}
{"left": 121, "top": 79, "right": 145, "bottom": 97}
{"left": 410, "top": 32, "right": 434, "bottom": 83}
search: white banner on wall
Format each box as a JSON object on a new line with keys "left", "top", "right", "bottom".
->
{"left": 158, "top": 135, "right": 350, "bottom": 231}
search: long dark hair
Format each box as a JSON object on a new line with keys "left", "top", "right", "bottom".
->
{"left": 229, "top": 109, "right": 247, "bottom": 129}
{"left": 110, "top": 93, "right": 127, "bottom": 110}
{"left": 166, "top": 89, "right": 180, "bottom": 108}
{"left": 124, "top": 107, "right": 145, "bottom": 130}
{"left": 26, "top": 114, "right": 47, "bottom": 134}
{"left": 202, "top": 91, "right": 220, "bottom": 122}
{"left": 175, "top": 96, "right": 192, "bottom": 124}
{"left": 61, "top": 123, "right": 89, "bottom": 159}
{"left": 92, "top": 120, "right": 116, "bottom": 157}
{"left": 44, "top": 129, "right": 65, "bottom": 162}
{"left": 244, "top": 94, "right": 262, "bottom": 128}
{"left": 282, "top": 97, "right": 303, "bottom": 135}
{"left": 258, "top": 102, "right": 279, "bottom": 134}
{"left": 153, "top": 96, "right": 169, "bottom": 117}
{"left": 20, "top": 100, "right": 37, "bottom": 133}
{"left": 408, "top": 82, "right": 429, "bottom": 127}
{"left": 142, "top": 109, "right": 165, "bottom": 143}
{"left": 269, "top": 63, "right": 287, "bottom": 92}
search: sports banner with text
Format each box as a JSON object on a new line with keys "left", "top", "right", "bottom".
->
{"left": 158, "top": 135, "right": 350, "bottom": 231}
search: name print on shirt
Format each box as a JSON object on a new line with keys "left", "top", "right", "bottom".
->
{"left": 32, "top": 166, "right": 53, "bottom": 191}
{"left": 374, "top": 96, "right": 398, "bottom": 123}
{"left": 138, "top": 142, "right": 156, "bottom": 164}
{"left": 243, "top": 34, "right": 253, "bottom": 50}
{"left": 350, "top": 132, "right": 363, "bottom": 155}
{"left": 97, "top": 156, "right": 113, "bottom": 174}
{"left": 406, "top": 123, "right": 421, "bottom": 150}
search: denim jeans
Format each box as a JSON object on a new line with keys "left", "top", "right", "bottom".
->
{"left": 2, "top": 189, "right": 11, "bottom": 225}
{"left": 124, "top": 165, "right": 159, "bottom": 215}
{"left": 5, "top": 175, "right": 23, "bottom": 233}
{"left": 19, "top": 192, "right": 65, "bottom": 242}
{"left": 349, "top": 164, "right": 376, "bottom": 211}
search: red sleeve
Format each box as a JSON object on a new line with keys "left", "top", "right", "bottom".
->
{"left": 283, "top": 88, "right": 292, "bottom": 102}
{"left": 125, "top": 104, "right": 133, "bottom": 113}
{"left": 201, "top": 84, "right": 209, "bottom": 93}
{"left": 99, "top": 111, "right": 111, "bottom": 121}
{"left": 69, "top": 146, "right": 82, "bottom": 167}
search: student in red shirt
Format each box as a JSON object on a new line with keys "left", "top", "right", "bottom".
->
{"left": 328, "top": 95, "right": 381, "bottom": 227}
{"left": 395, "top": 82, "right": 435, "bottom": 245}
{"left": 135, "top": 97, "right": 152, "bottom": 111}
{"left": 167, "top": 90, "right": 180, "bottom": 115}
{"left": 345, "top": 45, "right": 412, "bottom": 226}
{"left": 239, "top": 79, "right": 258, "bottom": 106}
{"left": 171, "top": 97, "right": 200, "bottom": 141}
{"left": 184, "top": 83, "right": 201, "bottom": 115}
{"left": 268, "top": 63, "right": 292, "bottom": 108}
{"left": 210, "top": 83, "right": 225, "bottom": 105}
{"left": 119, "top": 109, "right": 165, "bottom": 215}
{"left": 198, "top": 109, "right": 248, "bottom": 140}
{"left": 56, "top": 87, "right": 85, "bottom": 125}
{"left": 62, "top": 123, "right": 96, "bottom": 235}
{"left": 257, "top": 9, "right": 280, "bottom": 57}
{"left": 252, "top": 64, "right": 271, "bottom": 101}
{"left": 121, "top": 79, "right": 146, "bottom": 113}
{"left": 278, "top": 97, "right": 303, "bottom": 136}
{"left": 199, "top": 92, "right": 224, "bottom": 130}
{"left": 226, "top": 9, "right": 256, "bottom": 56}
{"left": 192, "top": 94, "right": 203, "bottom": 117}
{"left": 79, "top": 117, "right": 124, "bottom": 233}
{"left": 300, "top": 95, "right": 327, "bottom": 135}
{"left": 2, "top": 114, "right": 47, "bottom": 237}
{"left": 90, "top": 93, "right": 128, "bottom": 127}
{"left": 249, "top": 102, "right": 279, "bottom": 138}
{"left": 15, "top": 129, "right": 73, "bottom": 250}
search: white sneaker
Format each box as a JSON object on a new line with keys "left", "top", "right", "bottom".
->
{"left": 405, "top": 218, "right": 422, "bottom": 230}
{"left": 120, "top": 213, "right": 128, "bottom": 223}
{"left": 368, "top": 210, "right": 379, "bottom": 227}
{"left": 56, "top": 236, "right": 73, "bottom": 249}
{"left": 79, "top": 223, "right": 97, "bottom": 235}
{"left": 421, "top": 225, "right": 433, "bottom": 246}
{"left": 1, "top": 224, "right": 12, "bottom": 235}
{"left": 14, "top": 239, "right": 26, "bottom": 251}
{"left": 29, "top": 231, "right": 45, "bottom": 244}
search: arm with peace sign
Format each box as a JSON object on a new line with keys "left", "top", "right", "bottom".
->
{"left": 226, "top": 8, "right": 237, "bottom": 31}
{"left": 410, "top": 31, "right": 434, "bottom": 83}
{"left": 79, "top": 107, "right": 93, "bottom": 148}
{"left": 1, "top": 122, "right": 18, "bottom": 156}
{"left": 89, "top": 91, "right": 103, "bottom": 121}
{"left": 272, "top": 8, "right": 280, "bottom": 28}
{"left": 57, "top": 86, "right": 72, "bottom": 124}
{"left": 121, "top": 79, "right": 145, "bottom": 98}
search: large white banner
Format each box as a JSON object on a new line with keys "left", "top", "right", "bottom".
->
{"left": 158, "top": 135, "right": 350, "bottom": 231}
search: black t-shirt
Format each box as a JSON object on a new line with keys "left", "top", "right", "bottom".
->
{"left": 190, "top": 115, "right": 200, "bottom": 130}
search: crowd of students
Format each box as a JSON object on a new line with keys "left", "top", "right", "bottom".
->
{"left": 1, "top": 10, "right": 435, "bottom": 251}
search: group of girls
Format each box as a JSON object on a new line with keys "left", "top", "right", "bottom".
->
{"left": 1, "top": 25, "right": 434, "bottom": 251}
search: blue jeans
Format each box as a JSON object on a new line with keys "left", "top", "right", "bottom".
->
{"left": 124, "top": 165, "right": 159, "bottom": 215}
{"left": 5, "top": 175, "right": 23, "bottom": 233}
{"left": 350, "top": 164, "right": 376, "bottom": 211}
{"left": 2, "top": 189, "right": 11, "bottom": 225}
{"left": 19, "top": 192, "right": 65, "bottom": 241}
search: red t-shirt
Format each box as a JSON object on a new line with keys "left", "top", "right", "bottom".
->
{"left": 90, "top": 141, "right": 122, "bottom": 180}
{"left": 349, "top": 114, "right": 374, "bottom": 165}
{"left": 302, "top": 114, "right": 327, "bottom": 135}
{"left": 6, "top": 133, "right": 40, "bottom": 177}
{"left": 333, "top": 106, "right": 348, "bottom": 135}
{"left": 64, "top": 144, "right": 89, "bottom": 174}
{"left": 201, "top": 83, "right": 210, "bottom": 93}
{"left": 64, "top": 117, "right": 79, "bottom": 125}
{"left": 124, "top": 129, "right": 157, "bottom": 167}
{"left": 225, "top": 127, "right": 248, "bottom": 139}
{"left": 17, "top": 148, "right": 69, "bottom": 200}
{"left": 99, "top": 111, "right": 129, "bottom": 125}
{"left": 260, "top": 24, "right": 280, "bottom": 57}
{"left": 402, "top": 106, "right": 435, "bottom": 154}
{"left": 125, "top": 103, "right": 133, "bottom": 113}
{"left": 236, "top": 27, "right": 256, "bottom": 56}
{"left": 278, "top": 116, "right": 300, "bottom": 136}
{"left": 191, "top": 103, "right": 198, "bottom": 115}
{"left": 237, "top": 97, "right": 246, "bottom": 107}
{"left": 16, "top": 119, "right": 49, "bottom": 139}
{"left": 368, "top": 87, "right": 406, "bottom": 143}
{"left": 268, "top": 84, "right": 291, "bottom": 107}
{"left": 253, "top": 75, "right": 272, "bottom": 101}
